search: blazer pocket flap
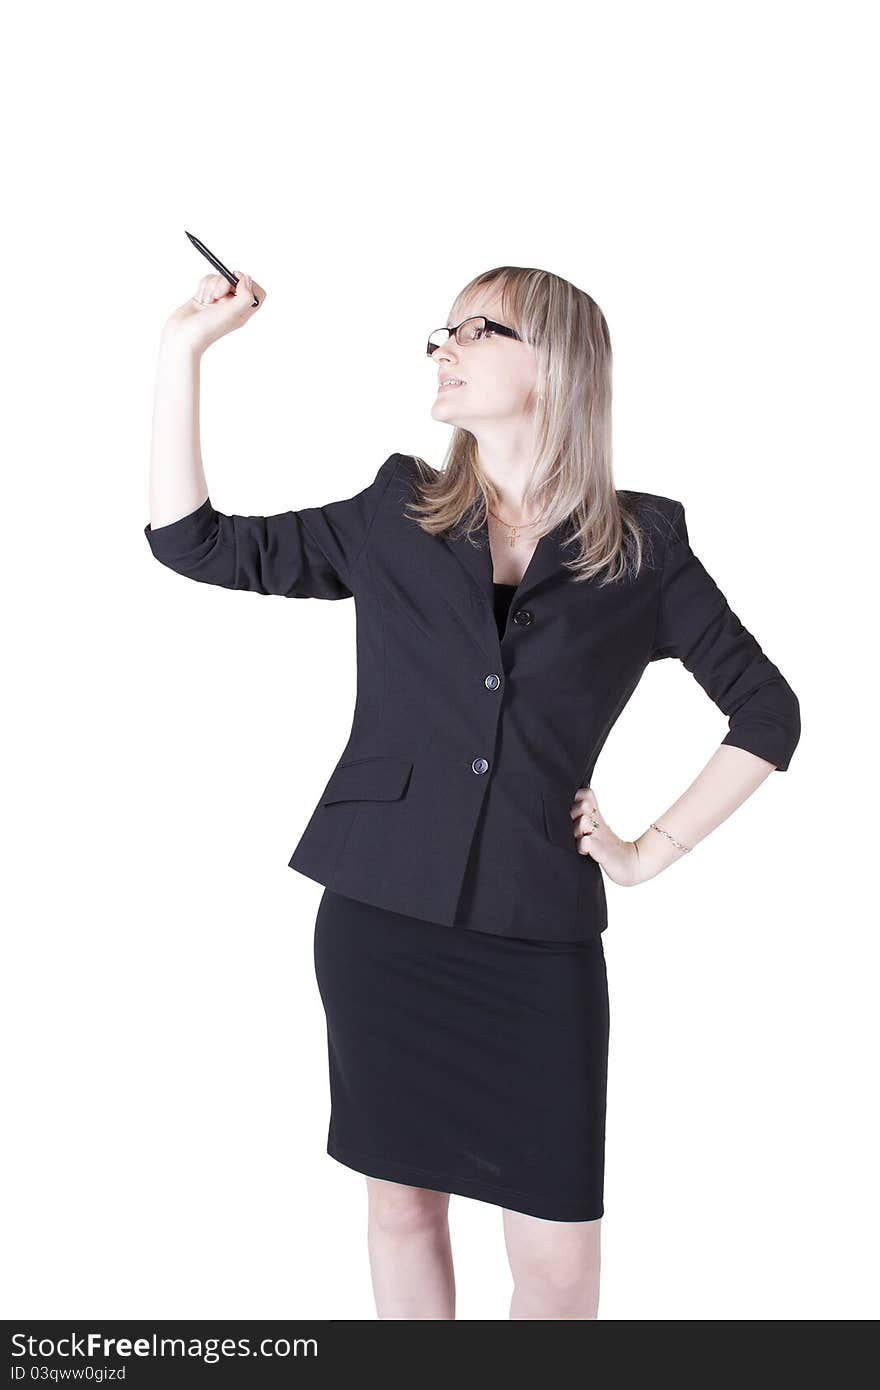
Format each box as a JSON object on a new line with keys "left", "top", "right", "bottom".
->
{"left": 541, "top": 789, "right": 580, "bottom": 853}
{"left": 321, "top": 756, "right": 414, "bottom": 805}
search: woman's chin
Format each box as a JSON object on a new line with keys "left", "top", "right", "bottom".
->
{"left": 431, "top": 400, "right": 464, "bottom": 422}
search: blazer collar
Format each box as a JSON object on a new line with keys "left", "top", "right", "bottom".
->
{"left": 441, "top": 510, "right": 577, "bottom": 612}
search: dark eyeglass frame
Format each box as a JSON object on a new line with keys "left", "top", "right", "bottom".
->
{"left": 426, "top": 316, "right": 525, "bottom": 357}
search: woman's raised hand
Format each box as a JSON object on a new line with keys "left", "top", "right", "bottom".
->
{"left": 163, "top": 270, "right": 267, "bottom": 355}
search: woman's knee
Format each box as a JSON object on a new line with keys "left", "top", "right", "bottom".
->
{"left": 504, "top": 1212, "right": 601, "bottom": 1299}
{"left": 366, "top": 1177, "right": 450, "bottom": 1236}
{"left": 518, "top": 1249, "right": 595, "bottom": 1302}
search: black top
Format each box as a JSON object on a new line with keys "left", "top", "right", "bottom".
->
{"left": 492, "top": 581, "right": 517, "bottom": 639}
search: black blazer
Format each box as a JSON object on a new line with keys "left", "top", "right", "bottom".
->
{"left": 144, "top": 452, "right": 800, "bottom": 942}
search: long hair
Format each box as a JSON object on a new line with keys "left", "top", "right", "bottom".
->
{"left": 404, "top": 265, "right": 651, "bottom": 585}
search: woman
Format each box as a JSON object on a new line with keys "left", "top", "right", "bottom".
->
{"left": 145, "top": 265, "right": 800, "bottom": 1319}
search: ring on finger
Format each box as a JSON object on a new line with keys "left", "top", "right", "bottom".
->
{"left": 579, "top": 810, "right": 599, "bottom": 836}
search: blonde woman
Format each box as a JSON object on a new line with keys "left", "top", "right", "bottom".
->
{"left": 145, "top": 265, "right": 800, "bottom": 1319}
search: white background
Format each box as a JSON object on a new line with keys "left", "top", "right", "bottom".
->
{"left": 3, "top": 0, "right": 876, "bottom": 1321}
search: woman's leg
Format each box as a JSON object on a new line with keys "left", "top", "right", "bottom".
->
{"left": 503, "top": 1209, "right": 602, "bottom": 1319}
{"left": 365, "top": 1177, "right": 456, "bottom": 1319}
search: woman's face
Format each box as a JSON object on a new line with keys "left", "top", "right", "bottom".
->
{"left": 429, "top": 291, "right": 538, "bottom": 430}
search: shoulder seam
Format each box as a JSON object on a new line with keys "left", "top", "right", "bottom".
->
{"left": 649, "top": 499, "right": 684, "bottom": 656}
{"left": 350, "top": 453, "right": 402, "bottom": 579}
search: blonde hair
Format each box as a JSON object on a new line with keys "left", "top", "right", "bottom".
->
{"left": 405, "top": 265, "right": 651, "bottom": 585}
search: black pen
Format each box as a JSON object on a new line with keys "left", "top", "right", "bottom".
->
{"left": 184, "top": 230, "right": 259, "bottom": 307}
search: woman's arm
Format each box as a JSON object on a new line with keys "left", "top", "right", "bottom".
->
{"left": 631, "top": 743, "right": 776, "bottom": 881}
{"left": 148, "top": 268, "right": 263, "bottom": 529}
{"left": 572, "top": 498, "right": 800, "bottom": 884}
{"left": 650, "top": 501, "right": 801, "bottom": 772}
{"left": 628, "top": 500, "right": 800, "bottom": 881}
{"left": 143, "top": 274, "right": 400, "bottom": 598}
{"left": 148, "top": 331, "right": 209, "bottom": 530}
{"left": 143, "top": 452, "right": 400, "bottom": 598}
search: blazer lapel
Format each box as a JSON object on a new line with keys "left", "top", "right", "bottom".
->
{"left": 441, "top": 513, "right": 576, "bottom": 613}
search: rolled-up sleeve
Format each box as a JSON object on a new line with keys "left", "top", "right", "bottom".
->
{"left": 651, "top": 501, "right": 801, "bottom": 771}
{"left": 143, "top": 452, "right": 400, "bottom": 598}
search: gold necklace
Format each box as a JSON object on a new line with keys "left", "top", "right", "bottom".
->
{"left": 487, "top": 508, "right": 542, "bottom": 549}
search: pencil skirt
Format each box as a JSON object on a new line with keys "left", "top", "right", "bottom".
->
{"left": 312, "top": 887, "right": 610, "bottom": 1222}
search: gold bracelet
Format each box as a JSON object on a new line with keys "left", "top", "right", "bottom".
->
{"left": 650, "top": 822, "right": 691, "bottom": 852}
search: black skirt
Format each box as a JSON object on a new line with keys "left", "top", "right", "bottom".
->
{"left": 312, "top": 887, "right": 610, "bottom": 1222}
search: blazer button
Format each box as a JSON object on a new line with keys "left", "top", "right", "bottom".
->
{"left": 484, "top": 673, "right": 501, "bottom": 690}
{"left": 512, "top": 608, "right": 533, "bottom": 626}
{"left": 471, "top": 757, "right": 490, "bottom": 774}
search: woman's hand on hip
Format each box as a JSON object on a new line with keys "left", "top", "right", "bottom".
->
{"left": 570, "top": 786, "right": 643, "bottom": 887}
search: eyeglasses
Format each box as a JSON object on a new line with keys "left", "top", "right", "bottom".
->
{"left": 426, "top": 316, "right": 525, "bottom": 356}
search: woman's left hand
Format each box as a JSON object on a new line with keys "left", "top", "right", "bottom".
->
{"left": 570, "top": 786, "right": 643, "bottom": 887}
